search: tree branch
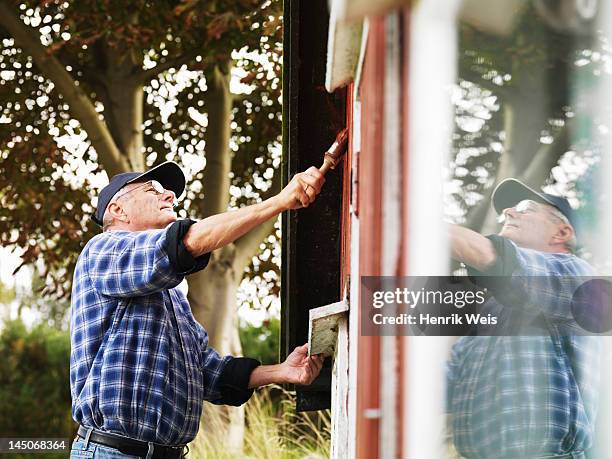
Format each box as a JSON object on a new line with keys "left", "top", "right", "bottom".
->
{"left": 197, "top": 63, "right": 233, "bottom": 217}
{"left": 465, "top": 121, "right": 571, "bottom": 233}
{"left": 233, "top": 169, "right": 281, "bottom": 274}
{"left": 137, "top": 48, "right": 202, "bottom": 83}
{"left": 464, "top": 185, "right": 494, "bottom": 232}
{"left": 521, "top": 122, "right": 569, "bottom": 186}
{"left": 55, "top": 47, "right": 105, "bottom": 90}
{"left": 0, "top": 1, "right": 129, "bottom": 176}
{"left": 234, "top": 216, "right": 278, "bottom": 276}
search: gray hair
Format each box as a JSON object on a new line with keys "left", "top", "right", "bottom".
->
{"left": 546, "top": 205, "right": 577, "bottom": 253}
{"left": 102, "top": 209, "right": 115, "bottom": 232}
{"left": 101, "top": 182, "right": 142, "bottom": 231}
{"left": 101, "top": 193, "right": 125, "bottom": 232}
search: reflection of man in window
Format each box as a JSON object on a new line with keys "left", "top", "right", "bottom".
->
{"left": 447, "top": 178, "right": 600, "bottom": 459}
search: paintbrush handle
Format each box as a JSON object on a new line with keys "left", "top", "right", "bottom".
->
{"left": 319, "top": 156, "right": 336, "bottom": 174}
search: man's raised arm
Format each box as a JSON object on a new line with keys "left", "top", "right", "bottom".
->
{"left": 449, "top": 224, "right": 497, "bottom": 271}
{"left": 183, "top": 167, "right": 325, "bottom": 257}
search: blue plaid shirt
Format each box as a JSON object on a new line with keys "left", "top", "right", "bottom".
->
{"left": 448, "top": 236, "right": 601, "bottom": 458}
{"left": 70, "top": 224, "right": 256, "bottom": 445}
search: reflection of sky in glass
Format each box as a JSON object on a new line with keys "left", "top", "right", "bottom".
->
{"left": 447, "top": 38, "right": 612, "bottom": 230}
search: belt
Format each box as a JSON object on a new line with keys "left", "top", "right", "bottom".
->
{"left": 77, "top": 425, "right": 186, "bottom": 459}
{"left": 537, "top": 452, "right": 585, "bottom": 459}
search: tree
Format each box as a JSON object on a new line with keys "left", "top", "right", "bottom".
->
{"left": 0, "top": 0, "right": 283, "bottom": 449}
{"left": 239, "top": 316, "right": 280, "bottom": 365}
{"left": 0, "top": 318, "right": 73, "bottom": 455}
{"left": 450, "top": 1, "right": 603, "bottom": 238}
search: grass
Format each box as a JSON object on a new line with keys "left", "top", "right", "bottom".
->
{"left": 189, "top": 385, "right": 331, "bottom": 459}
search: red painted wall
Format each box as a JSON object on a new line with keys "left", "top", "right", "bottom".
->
{"left": 356, "top": 16, "right": 386, "bottom": 459}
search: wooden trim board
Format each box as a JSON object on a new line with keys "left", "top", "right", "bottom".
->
{"left": 308, "top": 300, "right": 349, "bottom": 357}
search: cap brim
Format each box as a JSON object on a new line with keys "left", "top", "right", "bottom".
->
{"left": 491, "top": 178, "right": 557, "bottom": 215}
{"left": 126, "top": 161, "right": 186, "bottom": 198}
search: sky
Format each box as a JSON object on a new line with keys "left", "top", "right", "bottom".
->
{"left": 0, "top": 246, "right": 38, "bottom": 327}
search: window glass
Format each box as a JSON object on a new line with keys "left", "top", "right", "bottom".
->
{"left": 444, "top": 1, "right": 611, "bottom": 458}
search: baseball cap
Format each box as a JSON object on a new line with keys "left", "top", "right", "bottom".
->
{"left": 92, "top": 161, "right": 186, "bottom": 226}
{"left": 491, "top": 178, "right": 577, "bottom": 230}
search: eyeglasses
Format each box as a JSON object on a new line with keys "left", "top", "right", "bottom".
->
{"left": 114, "top": 180, "right": 177, "bottom": 205}
{"left": 512, "top": 199, "right": 540, "bottom": 213}
{"left": 498, "top": 199, "right": 569, "bottom": 225}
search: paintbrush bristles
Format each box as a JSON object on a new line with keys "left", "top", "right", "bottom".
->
{"left": 319, "top": 128, "right": 349, "bottom": 174}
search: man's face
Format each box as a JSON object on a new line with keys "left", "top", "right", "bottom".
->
{"left": 498, "top": 200, "right": 568, "bottom": 251}
{"left": 113, "top": 180, "right": 178, "bottom": 230}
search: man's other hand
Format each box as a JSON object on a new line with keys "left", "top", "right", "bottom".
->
{"left": 247, "top": 343, "right": 325, "bottom": 389}
{"left": 280, "top": 343, "right": 325, "bottom": 385}
{"left": 276, "top": 167, "right": 325, "bottom": 210}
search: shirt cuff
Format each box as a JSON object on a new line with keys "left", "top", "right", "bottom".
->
{"left": 467, "top": 234, "right": 519, "bottom": 277}
{"left": 467, "top": 235, "right": 522, "bottom": 302}
{"left": 217, "top": 357, "right": 261, "bottom": 406}
{"left": 165, "top": 219, "right": 211, "bottom": 275}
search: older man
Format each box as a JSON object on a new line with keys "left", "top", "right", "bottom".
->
{"left": 448, "top": 179, "right": 600, "bottom": 459}
{"left": 70, "top": 161, "right": 325, "bottom": 459}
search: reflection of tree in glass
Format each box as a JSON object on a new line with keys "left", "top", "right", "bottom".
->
{"left": 449, "top": 2, "right": 607, "bottom": 250}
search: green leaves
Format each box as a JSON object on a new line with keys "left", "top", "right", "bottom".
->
{"left": 0, "top": 0, "right": 283, "bottom": 298}
{"left": 0, "top": 319, "right": 72, "bottom": 439}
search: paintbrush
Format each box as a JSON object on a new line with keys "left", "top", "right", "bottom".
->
{"left": 302, "top": 128, "right": 349, "bottom": 198}
{"left": 319, "top": 128, "right": 349, "bottom": 174}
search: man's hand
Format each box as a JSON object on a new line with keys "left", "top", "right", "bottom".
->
{"left": 279, "top": 343, "right": 325, "bottom": 385}
{"left": 247, "top": 343, "right": 325, "bottom": 389}
{"left": 276, "top": 167, "right": 325, "bottom": 210}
